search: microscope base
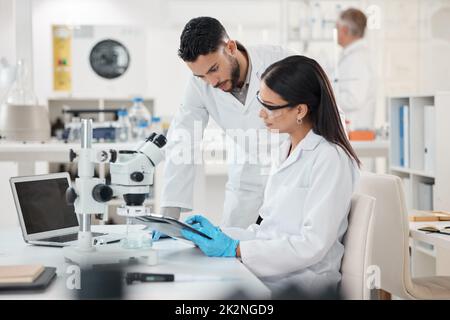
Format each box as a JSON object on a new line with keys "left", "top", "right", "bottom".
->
{"left": 63, "top": 243, "right": 158, "bottom": 268}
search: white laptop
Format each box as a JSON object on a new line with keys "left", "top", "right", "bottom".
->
{"left": 10, "top": 172, "right": 123, "bottom": 247}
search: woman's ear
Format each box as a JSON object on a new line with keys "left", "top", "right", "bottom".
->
{"left": 297, "top": 104, "right": 308, "bottom": 118}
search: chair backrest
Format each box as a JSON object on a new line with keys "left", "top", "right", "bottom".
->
{"left": 340, "top": 192, "right": 376, "bottom": 300}
{"left": 355, "top": 172, "right": 413, "bottom": 299}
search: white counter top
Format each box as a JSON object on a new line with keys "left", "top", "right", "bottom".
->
{"left": 0, "top": 225, "right": 270, "bottom": 300}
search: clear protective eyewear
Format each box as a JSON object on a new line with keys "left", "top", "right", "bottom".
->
{"left": 256, "top": 90, "right": 297, "bottom": 119}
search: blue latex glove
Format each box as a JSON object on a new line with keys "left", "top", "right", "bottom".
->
{"left": 151, "top": 230, "right": 170, "bottom": 241}
{"left": 181, "top": 215, "right": 239, "bottom": 257}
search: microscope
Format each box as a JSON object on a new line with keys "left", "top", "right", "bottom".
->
{"left": 63, "top": 119, "right": 166, "bottom": 267}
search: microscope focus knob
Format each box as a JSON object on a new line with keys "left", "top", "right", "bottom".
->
{"left": 92, "top": 184, "right": 113, "bottom": 203}
{"left": 66, "top": 187, "right": 77, "bottom": 205}
{"left": 146, "top": 132, "right": 157, "bottom": 142}
{"left": 130, "top": 172, "right": 144, "bottom": 182}
{"left": 69, "top": 149, "right": 77, "bottom": 162}
{"left": 109, "top": 149, "right": 117, "bottom": 163}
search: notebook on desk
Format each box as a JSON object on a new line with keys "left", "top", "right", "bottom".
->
{"left": 0, "top": 265, "right": 56, "bottom": 291}
{"left": 0, "top": 264, "right": 45, "bottom": 284}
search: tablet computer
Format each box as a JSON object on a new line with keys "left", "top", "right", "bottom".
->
{"left": 135, "top": 214, "right": 212, "bottom": 240}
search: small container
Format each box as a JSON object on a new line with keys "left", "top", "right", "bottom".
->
{"left": 121, "top": 219, "right": 153, "bottom": 249}
{"left": 117, "top": 108, "right": 131, "bottom": 142}
{"left": 128, "top": 97, "right": 151, "bottom": 141}
{"left": 151, "top": 116, "right": 162, "bottom": 134}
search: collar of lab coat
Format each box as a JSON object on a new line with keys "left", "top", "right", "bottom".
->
{"left": 341, "top": 38, "right": 368, "bottom": 58}
{"left": 275, "top": 129, "right": 323, "bottom": 172}
{"left": 243, "top": 50, "right": 252, "bottom": 86}
{"left": 244, "top": 44, "right": 267, "bottom": 78}
{"left": 243, "top": 45, "right": 271, "bottom": 105}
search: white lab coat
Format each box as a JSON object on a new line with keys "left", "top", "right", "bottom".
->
{"left": 226, "top": 130, "right": 360, "bottom": 294}
{"left": 335, "top": 39, "right": 376, "bottom": 130}
{"left": 161, "top": 45, "right": 296, "bottom": 228}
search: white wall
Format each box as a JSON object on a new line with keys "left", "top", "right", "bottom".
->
{"left": 31, "top": 0, "right": 282, "bottom": 115}
{"left": 0, "top": 0, "right": 15, "bottom": 63}
{"left": 0, "top": 0, "right": 34, "bottom": 228}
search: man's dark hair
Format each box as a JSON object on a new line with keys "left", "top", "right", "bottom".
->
{"left": 178, "top": 17, "right": 229, "bottom": 62}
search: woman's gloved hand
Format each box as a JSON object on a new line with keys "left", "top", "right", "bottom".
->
{"left": 181, "top": 215, "right": 239, "bottom": 257}
{"left": 151, "top": 230, "right": 170, "bottom": 241}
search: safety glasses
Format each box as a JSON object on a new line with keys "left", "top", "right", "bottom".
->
{"left": 256, "top": 90, "right": 297, "bottom": 119}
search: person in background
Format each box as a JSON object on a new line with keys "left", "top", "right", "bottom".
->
{"left": 181, "top": 55, "right": 360, "bottom": 296}
{"left": 335, "top": 8, "right": 376, "bottom": 132}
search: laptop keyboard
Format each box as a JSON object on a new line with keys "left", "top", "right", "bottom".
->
{"left": 40, "top": 232, "right": 105, "bottom": 243}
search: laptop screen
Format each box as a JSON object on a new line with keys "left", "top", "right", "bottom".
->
{"left": 14, "top": 177, "right": 79, "bottom": 234}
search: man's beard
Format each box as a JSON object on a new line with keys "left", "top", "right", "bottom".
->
{"left": 213, "top": 55, "right": 241, "bottom": 92}
{"left": 229, "top": 55, "right": 241, "bottom": 90}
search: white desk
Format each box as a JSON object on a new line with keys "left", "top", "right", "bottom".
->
{"left": 409, "top": 221, "right": 450, "bottom": 277}
{"left": 0, "top": 225, "right": 270, "bottom": 300}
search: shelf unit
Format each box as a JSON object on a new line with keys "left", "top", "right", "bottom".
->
{"left": 47, "top": 97, "right": 154, "bottom": 125}
{"left": 388, "top": 92, "right": 450, "bottom": 212}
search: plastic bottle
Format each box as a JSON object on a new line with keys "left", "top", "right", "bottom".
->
{"left": 128, "top": 97, "right": 151, "bottom": 141}
{"left": 117, "top": 108, "right": 131, "bottom": 142}
{"left": 136, "top": 120, "right": 149, "bottom": 141}
{"left": 151, "top": 116, "right": 162, "bottom": 134}
{"left": 67, "top": 117, "right": 81, "bottom": 142}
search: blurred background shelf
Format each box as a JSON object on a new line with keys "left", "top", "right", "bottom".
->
{"left": 389, "top": 92, "right": 450, "bottom": 213}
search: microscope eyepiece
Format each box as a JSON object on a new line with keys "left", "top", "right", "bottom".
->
{"left": 153, "top": 134, "right": 167, "bottom": 148}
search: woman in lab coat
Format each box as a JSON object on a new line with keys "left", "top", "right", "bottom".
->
{"left": 181, "top": 55, "right": 361, "bottom": 296}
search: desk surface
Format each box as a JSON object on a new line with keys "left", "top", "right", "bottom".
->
{"left": 410, "top": 221, "right": 450, "bottom": 250}
{"left": 0, "top": 225, "right": 270, "bottom": 300}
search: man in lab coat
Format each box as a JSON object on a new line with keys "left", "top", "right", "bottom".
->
{"left": 158, "top": 17, "right": 296, "bottom": 229}
{"left": 335, "top": 8, "right": 376, "bottom": 131}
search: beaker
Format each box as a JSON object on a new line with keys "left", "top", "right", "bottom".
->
{"left": 121, "top": 218, "right": 153, "bottom": 249}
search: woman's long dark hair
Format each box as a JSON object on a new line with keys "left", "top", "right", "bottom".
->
{"left": 261, "top": 55, "right": 361, "bottom": 167}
